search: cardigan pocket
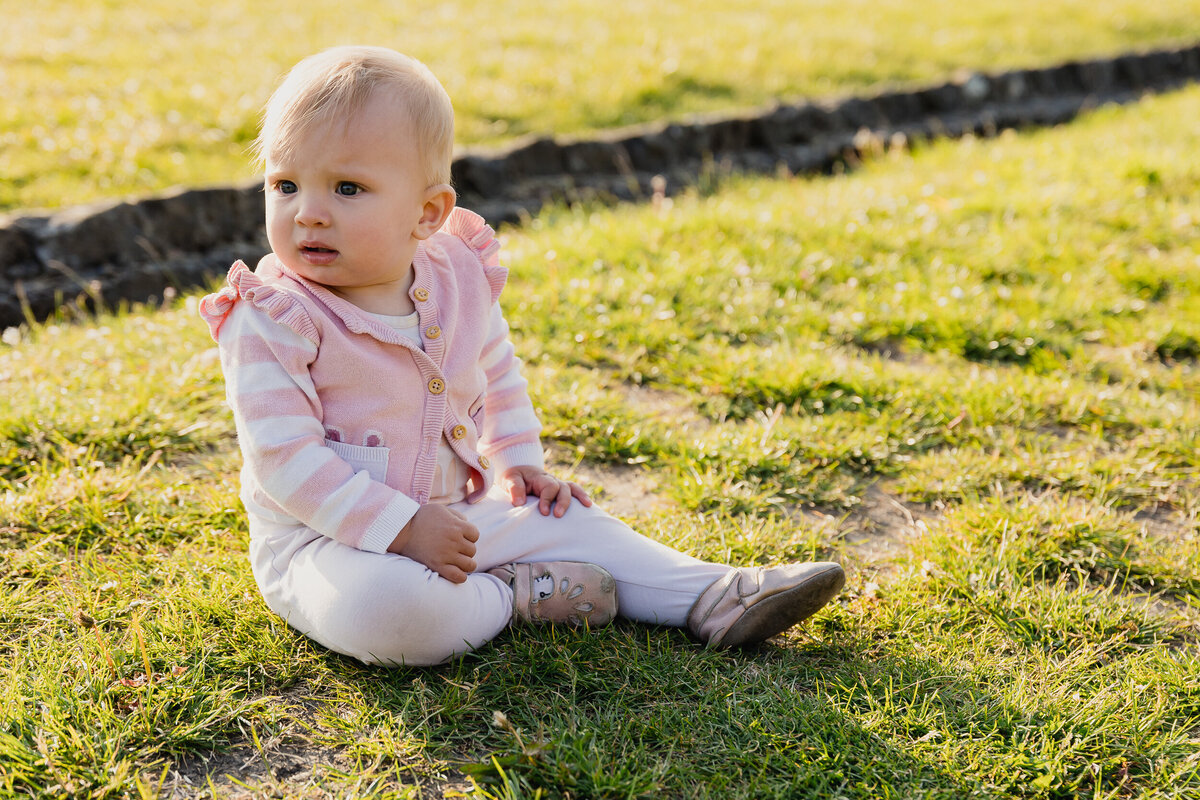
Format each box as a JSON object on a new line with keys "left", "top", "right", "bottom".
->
{"left": 326, "top": 438, "right": 390, "bottom": 484}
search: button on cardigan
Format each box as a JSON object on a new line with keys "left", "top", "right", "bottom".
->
{"left": 199, "top": 208, "right": 545, "bottom": 553}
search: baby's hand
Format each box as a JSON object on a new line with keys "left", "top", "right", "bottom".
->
{"left": 388, "top": 504, "right": 479, "bottom": 583}
{"left": 502, "top": 465, "right": 593, "bottom": 517}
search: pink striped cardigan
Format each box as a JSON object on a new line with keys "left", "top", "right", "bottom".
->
{"left": 199, "top": 208, "right": 545, "bottom": 553}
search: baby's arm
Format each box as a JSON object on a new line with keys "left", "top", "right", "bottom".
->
{"left": 216, "top": 300, "right": 417, "bottom": 553}
{"left": 475, "top": 302, "right": 548, "bottom": 459}
{"left": 220, "top": 300, "right": 479, "bottom": 582}
{"left": 474, "top": 301, "right": 592, "bottom": 516}
{"left": 473, "top": 299, "right": 593, "bottom": 515}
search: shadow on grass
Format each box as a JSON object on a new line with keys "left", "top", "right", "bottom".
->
{"left": 151, "top": 603, "right": 1188, "bottom": 799}
{"left": 315, "top": 626, "right": 994, "bottom": 800}
{"left": 370, "top": 615, "right": 1175, "bottom": 799}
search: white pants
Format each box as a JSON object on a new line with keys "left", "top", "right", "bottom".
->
{"left": 249, "top": 485, "right": 731, "bottom": 666}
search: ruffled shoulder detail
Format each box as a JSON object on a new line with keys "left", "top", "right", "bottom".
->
{"left": 198, "top": 259, "right": 319, "bottom": 343}
{"left": 443, "top": 207, "right": 500, "bottom": 266}
{"left": 441, "top": 207, "right": 508, "bottom": 302}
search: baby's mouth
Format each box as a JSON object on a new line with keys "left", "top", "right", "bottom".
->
{"left": 299, "top": 243, "right": 339, "bottom": 265}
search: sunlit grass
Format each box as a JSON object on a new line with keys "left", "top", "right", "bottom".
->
{"left": 1, "top": 82, "right": 1198, "bottom": 799}
{"left": 4, "top": 0, "right": 1200, "bottom": 212}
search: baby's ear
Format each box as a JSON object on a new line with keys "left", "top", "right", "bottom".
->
{"left": 414, "top": 184, "right": 457, "bottom": 239}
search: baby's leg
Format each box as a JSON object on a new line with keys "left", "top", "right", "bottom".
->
{"left": 461, "top": 488, "right": 729, "bottom": 627}
{"left": 249, "top": 521, "right": 513, "bottom": 666}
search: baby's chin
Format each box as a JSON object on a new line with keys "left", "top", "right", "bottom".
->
{"left": 277, "top": 256, "right": 338, "bottom": 288}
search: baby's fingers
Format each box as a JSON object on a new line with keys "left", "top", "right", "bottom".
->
{"left": 536, "top": 481, "right": 562, "bottom": 516}
{"left": 442, "top": 550, "right": 477, "bottom": 583}
{"left": 569, "top": 481, "right": 593, "bottom": 507}
{"left": 438, "top": 564, "right": 470, "bottom": 584}
{"left": 508, "top": 474, "right": 528, "bottom": 507}
{"left": 459, "top": 537, "right": 477, "bottom": 558}
{"left": 551, "top": 481, "right": 573, "bottom": 517}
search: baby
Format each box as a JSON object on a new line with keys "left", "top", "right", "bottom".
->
{"left": 200, "top": 45, "right": 844, "bottom": 666}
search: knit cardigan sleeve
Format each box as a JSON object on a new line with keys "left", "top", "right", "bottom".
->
{"left": 477, "top": 299, "right": 545, "bottom": 474}
{"left": 204, "top": 265, "right": 417, "bottom": 553}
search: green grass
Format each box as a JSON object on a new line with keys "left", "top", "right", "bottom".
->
{"left": 4, "top": 0, "right": 1200, "bottom": 213}
{"left": 3, "top": 83, "right": 1200, "bottom": 800}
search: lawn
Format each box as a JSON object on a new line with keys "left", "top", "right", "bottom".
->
{"left": 1, "top": 68, "right": 1197, "bottom": 797}
{"left": 3, "top": 0, "right": 1200, "bottom": 213}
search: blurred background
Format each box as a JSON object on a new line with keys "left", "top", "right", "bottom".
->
{"left": 3, "top": 0, "right": 1198, "bottom": 214}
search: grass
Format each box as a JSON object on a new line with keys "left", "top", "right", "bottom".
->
{"left": 4, "top": 0, "right": 1200, "bottom": 213}
{"left": 1, "top": 72, "right": 1198, "bottom": 796}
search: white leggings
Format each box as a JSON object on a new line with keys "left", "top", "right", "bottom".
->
{"left": 248, "top": 485, "right": 731, "bottom": 666}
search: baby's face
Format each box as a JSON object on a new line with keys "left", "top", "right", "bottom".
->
{"left": 264, "top": 93, "right": 431, "bottom": 309}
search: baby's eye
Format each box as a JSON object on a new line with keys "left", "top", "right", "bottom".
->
{"left": 336, "top": 182, "right": 363, "bottom": 196}
{"left": 274, "top": 179, "right": 297, "bottom": 195}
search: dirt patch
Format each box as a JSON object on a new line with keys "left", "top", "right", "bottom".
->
{"left": 855, "top": 337, "right": 930, "bottom": 365}
{"left": 549, "top": 458, "right": 667, "bottom": 519}
{"left": 160, "top": 684, "right": 474, "bottom": 799}
{"left": 1131, "top": 500, "right": 1200, "bottom": 639}
{"left": 546, "top": 381, "right": 700, "bottom": 519}
{"left": 796, "top": 483, "right": 939, "bottom": 574}
{"left": 165, "top": 735, "right": 472, "bottom": 799}
{"left": 1135, "top": 500, "right": 1199, "bottom": 541}
{"left": 165, "top": 742, "right": 350, "bottom": 798}
{"left": 618, "top": 382, "right": 711, "bottom": 431}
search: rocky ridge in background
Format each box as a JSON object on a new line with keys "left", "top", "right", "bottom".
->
{"left": 2, "top": 44, "right": 1198, "bottom": 328}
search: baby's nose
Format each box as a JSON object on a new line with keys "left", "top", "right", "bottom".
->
{"left": 294, "top": 195, "right": 330, "bottom": 227}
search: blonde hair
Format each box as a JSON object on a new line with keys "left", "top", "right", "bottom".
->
{"left": 255, "top": 46, "right": 455, "bottom": 186}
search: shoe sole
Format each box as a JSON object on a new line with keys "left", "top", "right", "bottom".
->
{"left": 717, "top": 564, "right": 846, "bottom": 647}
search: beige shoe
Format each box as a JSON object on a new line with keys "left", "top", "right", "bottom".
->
{"left": 687, "top": 563, "right": 845, "bottom": 647}
{"left": 489, "top": 561, "right": 618, "bottom": 628}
